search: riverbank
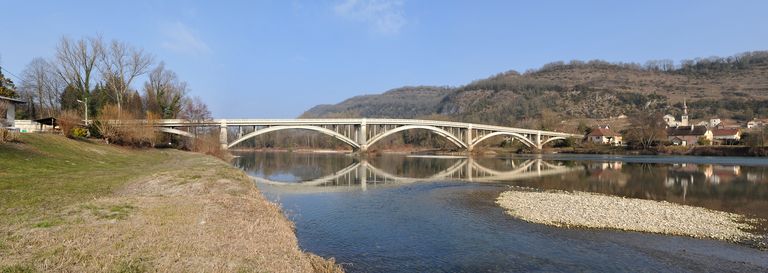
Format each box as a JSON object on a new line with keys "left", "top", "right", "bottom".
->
{"left": 554, "top": 145, "right": 768, "bottom": 157}
{"left": 0, "top": 135, "right": 342, "bottom": 272}
{"left": 496, "top": 188, "right": 766, "bottom": 249}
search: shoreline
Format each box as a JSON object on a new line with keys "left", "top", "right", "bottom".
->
{"left": 230, "top": 145, "right": 768, "bottom": 158}
{"left": 496, "top": 187, "right": 766, "bottom": 249}
{"left": 0, "top": 135, "right": 343, "bottom": 272}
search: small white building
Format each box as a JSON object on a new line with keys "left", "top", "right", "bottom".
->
{"left": 709, "top": 118, "right": 722, "bottom": 128}
{"left": 0, "top": 95, "right": 26, "bottom": 128}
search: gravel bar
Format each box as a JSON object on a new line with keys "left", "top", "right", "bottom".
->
{"left": 496, "top": 188, "right": 762, "bottom": 242}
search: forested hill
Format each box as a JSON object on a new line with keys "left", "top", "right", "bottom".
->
{"left": 301, "top": 51, "right": 768, "bottom": 128}
{"left": 302, "top": 86, "right": 453, "bottom": 119}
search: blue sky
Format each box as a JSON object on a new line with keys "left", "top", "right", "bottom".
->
{"left": 1, "top": 0, "right": 767, "bottom": 118}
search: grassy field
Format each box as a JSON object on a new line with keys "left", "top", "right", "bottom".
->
{"left": 0, "top": 134, "right": 341, "bottom": 272}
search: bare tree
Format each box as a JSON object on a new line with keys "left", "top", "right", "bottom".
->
{"left": 180, "top": 96, "right": 212, "bottom": 137}
{"left": 143, "top": 63, "right": 187, "bottom": 119}
{"left": 181, "top": 96, "right": 212, "bottom": 123}
{"left": 99, "top": 40, "right": 153, "bottom": 113}
{"left": 54, "top": 36, "right": 103, "bottom": 101}
{"left": 20, "top": 58, "right": 65, "bottom": 118}
{"left": 624, "top": 111, "right": 667, "bottom": 150}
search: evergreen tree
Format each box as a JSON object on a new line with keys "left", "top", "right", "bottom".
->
{"left": 0, "top": 70, "right": 18, "bottom": 98}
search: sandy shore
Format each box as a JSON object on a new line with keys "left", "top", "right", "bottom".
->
{"left": 496, "top": 188, "right": 763, "bottom": 243}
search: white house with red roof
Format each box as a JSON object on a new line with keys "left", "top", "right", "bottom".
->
{"left": 587, "top": 125, "right": 622, "bottom": 146}
{"left": 712, "top": 127, "right": 741, "bottom": 145}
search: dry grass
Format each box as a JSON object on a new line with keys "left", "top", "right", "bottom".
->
{"left": 57, "top": 110, "right": 82, "bottom": 138}
{"left": 307, "top": 254, "right": 345, "bottom": 273}
{"left": 95, "top": 104, "right": 159, "bottom": 147}
{"left": 0, "top": 134, "right": 343, "bottom": 272}
{"left": 188, "top": 132, "right": 231, "bottom": 161}
{"left": 0, "top": 128, "right": 19, "bottom": 143}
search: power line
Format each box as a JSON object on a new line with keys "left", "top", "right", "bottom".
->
{"left": 0, "top": 65, "right": 23, "bottom": 82}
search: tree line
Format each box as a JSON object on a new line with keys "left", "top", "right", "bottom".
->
{"left": 6, "top": 35, "right": 210, "bottom": 123}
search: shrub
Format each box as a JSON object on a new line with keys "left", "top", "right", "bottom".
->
{"left": 697, "top": 137, "right": 711, "bottom": 146}
{"left": 71, "top": 127, "right": 89, "bottom": 138}
{"left": 57, "top": 110, "right": 82, "bottom": 139}
{"left": 94, "top": 104, "right": 158, "bottom": 147}
{"left": 0, "top": 128, "right": 20, "bottom": 143}
{"left": 189, "top": 132, "right": 231, "bottom": 161}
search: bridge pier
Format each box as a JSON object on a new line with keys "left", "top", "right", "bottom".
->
{"left": 358, "top": 119, "right": 368, "bottom": 153}
{"left": 219, "top": 120, "right": 228, "bottom": 149}
{"left": 535, "top": 132, "right": 542, "bottom": 150}
{"left": 466, "top": 126, "right": 473, "bottom": 152}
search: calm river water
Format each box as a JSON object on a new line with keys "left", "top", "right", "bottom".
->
{"left": 233, "top": 152, "right": 768, "bottom": 272}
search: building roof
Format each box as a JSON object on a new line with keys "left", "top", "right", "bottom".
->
{"left": 0, "top": 95, "right": 26, "bottom": 104}
{"left": 588, "top": 127, "right": 619, "bottom": 137}
{"left": 667, "top": 125, "right": 709, "bottom": 136}
{"left": 712, "top": 128, "right": 740, "bottom": 136}
{"left": 34, "top": 117, "right": 57, "bottom": 126}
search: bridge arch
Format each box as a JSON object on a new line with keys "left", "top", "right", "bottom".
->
{"left": 471, "top": 132, "right": 536, "bottom": 148}
{"left": 227, "top": 125, "right": 361, "bottom": 149}
{"left": 158, "top": 127, "right": 197, "bottom": 138}
{"left": 540, "top": 136, "right": 567, "bottom": 146}
{"left": 366, "top": 125, "right": 467, "bottom": 149}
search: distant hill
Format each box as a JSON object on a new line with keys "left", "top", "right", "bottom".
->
{"left": 302, "top": 86, "right": 453, "bottom": 118}
{"left": 301, "top": 51, "right": 768, "bottom": 129}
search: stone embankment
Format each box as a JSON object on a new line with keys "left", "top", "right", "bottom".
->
{"left": 496, "top": 188, "right": 762, "bottom": 243}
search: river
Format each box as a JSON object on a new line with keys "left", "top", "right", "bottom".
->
{"left": 233, "top": 152, "right": 768, "bottom": 272}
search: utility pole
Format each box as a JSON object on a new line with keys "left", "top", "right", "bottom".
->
{"left": 76, "top": 98, "right": 89, "bottom": 125}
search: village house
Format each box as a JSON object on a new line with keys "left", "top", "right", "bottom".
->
{"left": 747, "top": 119, "right": 764, "bottom": 129}
{"left": 662, "top": 98, "right": 723, "bottom": 146}
{"left": 587, "top": 125, "right": 622, "bottom": 146}
{"left": 666, "top": 125, "right": 713, "bottom": 146}
{"left": 0, "top": 95, "right": 26, "bottom": 128}
{"left": 711, "top": 127, "right": 741, "bottom": 145}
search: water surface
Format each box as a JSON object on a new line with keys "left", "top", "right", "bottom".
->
{"left": 234, "top": 152, "right": 768, "bottom": 272}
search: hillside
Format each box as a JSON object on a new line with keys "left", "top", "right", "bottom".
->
{"left": 302, "top": 86, "right": 453, "bottom": 118}
{"left": 301, "top": 51, "right": 768, "bottom": 130}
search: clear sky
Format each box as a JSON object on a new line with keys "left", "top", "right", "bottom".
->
{"left": 1, "top": 0, "right": 767, "bottom": 118}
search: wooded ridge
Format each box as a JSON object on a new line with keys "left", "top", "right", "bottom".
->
{"left": 302, "top": 51, "right": 768, "bottom": 128}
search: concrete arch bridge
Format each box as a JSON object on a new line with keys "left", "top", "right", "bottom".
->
{"left": 153, "top": 118, "right": 581, "bottom": 152}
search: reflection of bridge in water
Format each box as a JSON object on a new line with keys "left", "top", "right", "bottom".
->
{"left": 253, "top": 158, "right": 583, "bottom": 189}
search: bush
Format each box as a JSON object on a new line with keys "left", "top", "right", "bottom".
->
{"left": 189, "top": 132, "right": 231, "bottom": 161}
{"left": 94, "top": 104, "right": 158, "bottom": 147}
{"left": 697, "top": 137, "right": 711, "bottom": 146}
{"left": 58, "top": 110, "right": 82, "bottom": 139}
{"left": 0, "top": 128, "right": 20, "bottom": 143}
{"left": 71, "top": 127, "right": 89, "bottom": 138}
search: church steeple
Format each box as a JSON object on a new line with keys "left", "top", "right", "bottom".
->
{"left": 681, "top": 98, "right": 689, "bottom": 126}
